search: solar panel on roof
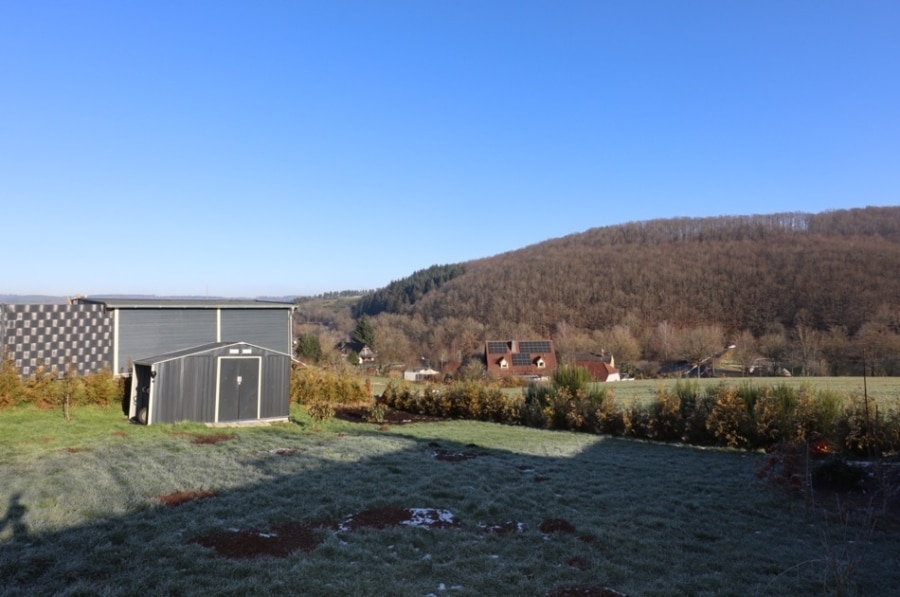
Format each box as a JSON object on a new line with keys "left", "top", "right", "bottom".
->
{"left": 487, "top": 341, "right": 508, "bottom": 354}
{"left": 519, "top": 341, "right": 551, "bottom": 354}
{"left": 512, "top": 353, "right": 533, "bottom": 366}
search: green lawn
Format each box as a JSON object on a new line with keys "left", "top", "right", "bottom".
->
{"left": 1, "top": 404, "right": 898, "bottom": 596}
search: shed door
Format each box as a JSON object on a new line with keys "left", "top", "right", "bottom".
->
{"left": 217, "top": 357, "right": 260, "bottom": 422}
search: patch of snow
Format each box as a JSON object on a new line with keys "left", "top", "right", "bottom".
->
{"left": 402, "top": 508, "right": 456, "bottom": 528}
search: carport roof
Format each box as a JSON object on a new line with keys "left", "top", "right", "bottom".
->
{"left": 79, "top": 297, "right": 294, "bottom": 309}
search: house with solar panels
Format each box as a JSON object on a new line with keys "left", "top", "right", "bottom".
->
{"left": 485, "top": 340, "right": 557, "bottom": 378}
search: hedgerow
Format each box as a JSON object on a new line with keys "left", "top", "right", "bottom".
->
{"left": 0, "top": 357, "right": 124, "bottom": 410}
{"left": 379, "top": 376, "right": 900, "bottom": 456}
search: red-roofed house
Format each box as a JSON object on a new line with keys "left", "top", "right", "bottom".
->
{"left": 567, "top": 352, "right": 621, "bottom": 381}
{"left": 484, "top": 339, "right": 557, "bottom": 378}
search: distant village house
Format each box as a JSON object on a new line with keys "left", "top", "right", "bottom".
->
{"left": 484, "top": 339, "right": 557, "bottom": 378}
{"left": 565, "top": 352, "right": 621, "bottom": 382}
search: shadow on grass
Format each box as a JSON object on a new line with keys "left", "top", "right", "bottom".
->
{"left": 1, "top": 416, "right": 899, "bottom": 596}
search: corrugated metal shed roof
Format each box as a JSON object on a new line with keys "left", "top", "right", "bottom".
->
{"left": 80, "top": 297, "right": 294, "bottom": 309}
{"left": 134, "top": 341, "right": 290, "bottom": 366}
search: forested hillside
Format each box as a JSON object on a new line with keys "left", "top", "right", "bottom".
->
{"left": 300, "top": 207, "right": 900, "bottom": 376}
{"left": 414, "top": 207, "right": 900, "bottom": 335}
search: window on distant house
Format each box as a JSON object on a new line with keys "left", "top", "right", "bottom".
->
{"left": 499, "top": 358, "right": 508, "bottom": 369}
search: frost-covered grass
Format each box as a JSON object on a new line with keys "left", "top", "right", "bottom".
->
{"left": 1, "top": 404, "right": 898, "bottom": 596}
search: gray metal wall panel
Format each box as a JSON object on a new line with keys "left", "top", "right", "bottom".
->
{"left": 261, "top": 354, "right": 291, "bottom": 418}
{"left": 153, "top": 360, "right": 188, "bottom": 424}
{"left": 117, "top": 309, "right": 216, "bottom": 369}
{"left": 0, "top": 304, "right": 111, "bottom": 376}
{"left": 183, "top": 355, "right": 216, "bottom": 423}
{"left": 220, "top": 309, "right": 291, "bottom": 354}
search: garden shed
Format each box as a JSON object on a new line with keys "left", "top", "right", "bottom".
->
{"left": 130, "top": 341, "right": 292, "bottom": 425}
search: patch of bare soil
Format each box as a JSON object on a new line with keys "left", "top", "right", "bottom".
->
{"left": 338, "top": 507, "right": 459, "bottom": 532}
{"left": 539, "top": 518, "right": 577, "bottom": 534}
{"left": 546, "top": 588, "right": 627, "bottom": 597}
{"left": 433, "top": 449, "right": 478, "bottom": 462}
{"left": 190, "top": 506, "right": 625, "bottom": 595}
{"left": 190, "top": 521, "right": 328, "bottom": 558}
{"left": 191, "top": 507, "right": 459, "bottom": 559}
{"left": 479, "top": 521, "right": 524, "bottom": 536}
{"left": 190, "top": 433, "right": 236, "bottom": 445}
{"left": 111, "top": 431, "right": 128, "bottom": 438}
{"left": 156, "top": 490, "right": 218, "bottom": 507}
{"left": 265, "top": 447, "right": 303, "bottom": 456}
{"left": 333, "top": 406, "right": 447, "bottom": 425}
{"left": 565, "top": 556, "right": 591, "bottom": 571}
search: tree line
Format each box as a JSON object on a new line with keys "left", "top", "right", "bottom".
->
{"left": 296, "top": 207, "right": 900, "bottom": 376}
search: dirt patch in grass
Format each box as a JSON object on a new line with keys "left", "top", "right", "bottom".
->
{"left": 565, "top": 556, "right": 591, "bottom": 571}
{"left": 156, "top": 490, "right": 217, "bottom": 507}
{"left": 190, "top": 521, "right": 328, "bottom": 558}
{"left": 189, "top": 506, "right": 627, "bottom": 594}
{"left": 433, "top": 449, "right": 478, "bottom": 462}
{"left": 338, "top": 506, "right": 460, "bottom": 531}
{"left": 111, "top": 431, "right": 127, "bottom": 438}
{"left": 479, "top": 521, "right": 524, "bottom": 536}
{"left": 547, "top": 588, "right": 627, "bottom": 597}
{"left": 191, "top": 506, "right": 459, "bottom": 559}
{"left": 266, "top": 447, "right": 303, "bottom": 456}
{"left": 539, "top": 518, "right": 577, "bottom": 534}
{"left": 190, "top": 433, "right": 236, "bottom": 445}
{"left": 333, "top": 406, "right": 447, "bottom": 425}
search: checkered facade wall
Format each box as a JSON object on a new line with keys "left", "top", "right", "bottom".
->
{"left": 0, "top": 304, "right": 112, "bottom": 377}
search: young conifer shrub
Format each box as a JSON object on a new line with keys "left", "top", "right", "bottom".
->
{"left": 522, "top": 383, "right": 555, "bottom": 428}
{"left": 706, "top": 386, "right": 752, "bottom": 448}
{"left": 290, "top": 367, "right": 367, "bottom": 407}
{"left": 22, "top": 363, "right": 58, "bottom": 408}
{"left": 647, "top": 388, "right": 683, "bottom": 442}
{"left": 552, "top": 365, "right": 591, "bottom": 397}
{"left": 81, "top": 366, "right": 121, "bottom": 406}
{"left": 595, "top": 394, "right": 624, "bottom": 435}
{"left": 0, "top": 353, "right": 23, "bottom": 408}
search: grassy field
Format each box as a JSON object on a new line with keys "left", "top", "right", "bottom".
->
{"left": 599, "top": 377, "right": 900, "bottom": 408}
{"left": 1, "top": 404, "right": 899, "bottom": 596}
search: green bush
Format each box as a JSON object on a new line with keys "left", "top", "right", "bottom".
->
{"left": 522, "top": 383, "right": 556, "bottom": 428}
{"left": 706, "top": 387, "right": 752, "bottom": 448}
{"left": 552, "top": 365, "right": 591, "bottom": 396}
{"left": 680, "top": 392, "right": 716, "bottom": 445}
{"left": 80, "top": 366, "right": 122, "bottom": 407}
{"left": 594, "top": 394, "right": 625, "bottom": 436}
{"left": 378, "top": 376, "right": 900, "bottom": 457}
{"left": 291, "top": 367, "right": 368, "bottom": 406}
{"left": 307, "top": 400, "right": 335, "bottom": 424}
{"left": 0, "top": 354, "right": 23, "bottom": 408}
{"left": 647, "top": 388, "right": 682, "bottom": 441}
{"left": 22, "top": 364, "right": 58, "bottom": 408}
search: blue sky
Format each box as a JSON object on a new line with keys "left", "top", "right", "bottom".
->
{"left": 2, "top": 1, "right": 898, "bottom": 297}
